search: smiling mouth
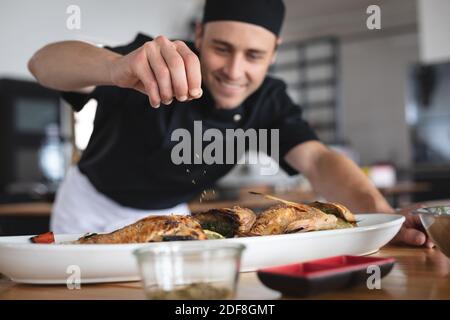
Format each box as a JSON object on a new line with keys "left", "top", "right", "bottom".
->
{"left": 215, "top": 76, "right": 247, "bottom": 93}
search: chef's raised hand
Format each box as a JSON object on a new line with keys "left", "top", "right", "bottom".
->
{"left": 390, "top": 204, "right": 435, "bottom": 248}
{"left": 109, "top": 36, "right": 202, "bottom": 108}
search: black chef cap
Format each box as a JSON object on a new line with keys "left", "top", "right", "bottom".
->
{"left": 202, "top": 0, "right": 285, "bottom": 36}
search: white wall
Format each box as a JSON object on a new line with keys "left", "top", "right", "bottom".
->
{"left": 280, "top": 0, "right": 419, "bottom": 167}
{"left": 418, "top": 0, "right": 450, "bottom": 64}
{"left": 0, "top": 0, "right": 204, "bottom": 79}
{"left": 340, "top": 33, "right": 419, "bottom": 166}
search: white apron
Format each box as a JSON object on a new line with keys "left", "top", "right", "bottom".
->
{"left": 51, "top": 166, "right": 190, "bottom": 233}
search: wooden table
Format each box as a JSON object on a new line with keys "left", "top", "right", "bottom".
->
{"left": 1, "top": 246, "right": 449, "bottom": 300}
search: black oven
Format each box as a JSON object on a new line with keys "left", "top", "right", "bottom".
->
{"left": 0, "top": 78, "right": 66, "bottom": 202}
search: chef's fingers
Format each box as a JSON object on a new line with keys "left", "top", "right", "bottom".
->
{"left": 402, "top": 212, "right": 423, "bottom": 229}
{"left": 174, "top": 40, "right": 202, "bottom": 99}
{"left": 134, "top": 82, "right": 160, "bottom": 108}
{"left": 145, "top": 37, "right": 174, "bottom": 105}
{"left": 410, "top": 213, "right": 426, "bottom": 230}
{"left": 132, "top": 51, "right": 161, "bottom": 108}
{"left": 425, "top": 238, "right": 435, "bottom": 249}
{"left": 133, "top": 83, "right": 147, "bottom": 96}
{"left": 391, "top": 226, "right": 427, "bottom": 246}
{"left": 396, "top": 203, "right": 434, "bottom": 248}
{"left": 160, "top": 40, "right": 189, "bottom": 102}
{"left": 396, "top": 203, "right": 424, "bottom": 228}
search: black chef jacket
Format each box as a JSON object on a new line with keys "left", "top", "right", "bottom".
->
{"left": 61, "top": 33, "right": 319, "bottom": 210}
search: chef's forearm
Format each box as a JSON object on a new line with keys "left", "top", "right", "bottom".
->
{"left": 306, "top": 150, "right": 394, "bottom": 213}
{"left": 28, "top": 41, "right": 121, "bottom": 91}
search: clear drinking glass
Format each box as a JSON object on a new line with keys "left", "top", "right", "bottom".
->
{"left": 413, "top": 205, "right": 450, "bottom": 258}
{"left": 134, "top": 242, "right": 245, "bottom": 300}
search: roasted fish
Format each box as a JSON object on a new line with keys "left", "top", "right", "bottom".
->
{"left": 192, "top": 206, "right": 256, "bottom": 238}
{"left": 65, "top": 194, "right": 358, "bottom": 245}
{"left": 73, "top": 215, "right": 207, "bottom": 244}
{"left": 250, "top": 204, "right": 338, "bottom": 235}
{"left": 249, "top": 192, "right": 358, "bottom": 234}
{"left": 308, "top": 201, "right": 357, "bottom": 228}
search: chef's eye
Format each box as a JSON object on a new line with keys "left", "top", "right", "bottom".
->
{"left": 214, "top": 46, "right": 229, "bottom": 55}
{"left": 247, "top": 53, "right": 264, "bottom": 61}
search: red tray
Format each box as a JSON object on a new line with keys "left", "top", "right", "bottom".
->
{"left": 257, "top": 255, "right": 395, "bottom": 297}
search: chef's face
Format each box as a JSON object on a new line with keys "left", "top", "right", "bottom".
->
{"left": 195, "top": 21, "right": 279, "bottom": 109}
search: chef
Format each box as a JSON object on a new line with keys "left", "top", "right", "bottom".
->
{"left": 28, "top": 0, "right": 431, "bottom": 247}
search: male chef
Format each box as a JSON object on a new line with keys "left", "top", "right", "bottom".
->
{"left": 28, "top": 0, "right": 431, "bottom": 247}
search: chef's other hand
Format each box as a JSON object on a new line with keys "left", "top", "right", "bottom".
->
{"left": 109, "top": 36, "right": 202, "bottom": 108}
{"left": 390, "top": 204, "right": 435, "bottom": 248}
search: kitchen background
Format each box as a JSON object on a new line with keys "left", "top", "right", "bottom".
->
{"left": 0, "top": 0, "right": 449, "bottom": 235}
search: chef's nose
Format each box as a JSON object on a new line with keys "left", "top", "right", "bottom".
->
{"left": 223, "top": 54, "right": 245, "bottom": 80}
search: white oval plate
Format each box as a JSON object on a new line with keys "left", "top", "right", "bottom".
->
{"left": 0, "top": 213, "right": 404, "bottom": 284}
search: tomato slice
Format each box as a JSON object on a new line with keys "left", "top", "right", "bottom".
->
{"left": 30, "top": 231, "right": 55, "bottom": 244}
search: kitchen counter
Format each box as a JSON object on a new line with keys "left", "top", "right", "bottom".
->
{"left": 0, "top": 189, "right": 317, "bottom": 217}
{"left": 0, "top": 202, "right": 53, "bottom": 217}
{"left": 1, "top": 246, "right": 449, "bottom": 300}
{"left": 0, "top": 181, "right": 431, "bottom": 217}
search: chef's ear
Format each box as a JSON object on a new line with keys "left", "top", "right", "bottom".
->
{"left": 271, "top": 37, "right": 283, "bottom": 65}
{"left": 195, "top": 22, "right": 204, "bottom": 50}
